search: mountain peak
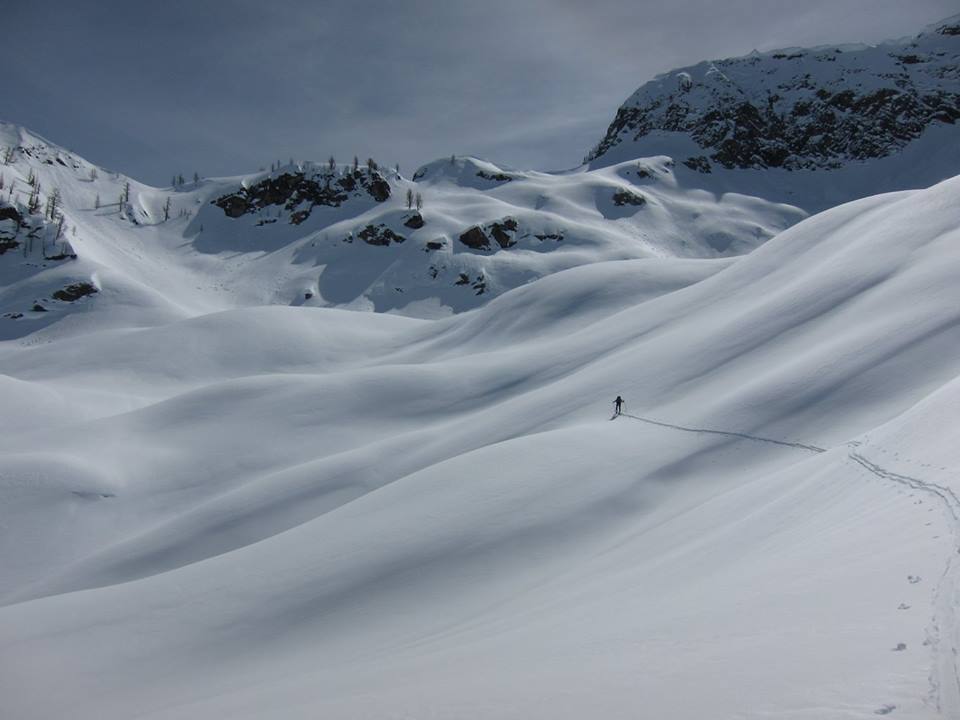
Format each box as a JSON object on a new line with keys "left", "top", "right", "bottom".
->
{"left": 586, "top": 15, "right": 960, "bottom": 176}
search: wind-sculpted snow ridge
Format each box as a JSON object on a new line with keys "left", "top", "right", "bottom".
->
{"left": 1, "top": 154, "right": 960, "bottom": 718}
{"left": 587, "top": 14, "right": 960, "bottom": 210}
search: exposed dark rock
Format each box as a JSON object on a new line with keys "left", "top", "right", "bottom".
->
{"left": 367, "top": 174, "right": 391, "bottom": 202}
{"left": 213, "top": 169, "right": 391, "bottom": 224}
{"left": 459, "top": 226, "right": 491, "bottom": 250}
{"left": 476, "top": 170, "right": 513, "bottom": 183}
{"left": 460, "top": 218, "right": 520, "bottom": 251}
{"left": 0, "top": 206, "right": 23, "bottom": 225}
{"left": 489, "top": 218, "right": 518, "bottom": 248}
{"left": 0, "top": 239, "right": 20, "bottom": 255}
{"left": 357, "top": 224, "right": 405, "bottom": 246}
{"left": 31, "top": 303, "right": 47, "bottom": 312}
{"left": 455, "top": 273, "right": 471, "bottom": 285}
{"left": 586, "top": 32, "right": 960, "bottom": 170}
{"left": 683, "top": 156, "right": 713, "bottom": 173}
{"left": 219, "top": 195, "right": 253, "bottom": 218}
{"left": 425, "top": 240, "right": 445, "bottom": 251}
{"left": 612, "top": 189, "right": 647, "bottom": 206}
{"left": 52, "top": 282, "right": 98, "bottom": 302}
{"left": 534, "top": 232, "right": 563, "bottom": 242}
{"left": 45, "top": 251, "right": 77, "bottom": 261}
{"left": 403, "top": 212, "right": 425, "bottom": 229}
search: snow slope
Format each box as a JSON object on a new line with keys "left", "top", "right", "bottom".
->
{"left": 1, "top": 157, "right": 960, "bottom": 720}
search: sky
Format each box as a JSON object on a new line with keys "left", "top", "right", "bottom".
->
{"left": 6, "top": 0, "right": 956, "bottom": 185}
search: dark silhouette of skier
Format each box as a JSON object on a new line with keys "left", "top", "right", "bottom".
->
{"left": 613, "top": 395, "right": 624, "bottom": 416}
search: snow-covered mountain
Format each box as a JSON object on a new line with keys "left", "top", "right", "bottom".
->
{"left": 0, "top": 123, "right": 804, "bottom": 326}
{"left": 2, "top": 15, "right": 958, "bottom": 326}
{"left": 3, "top": 13, "right": 960, "bottom": 720}
{"left": 587, "top": 14, "right": 960, "bottom": 209}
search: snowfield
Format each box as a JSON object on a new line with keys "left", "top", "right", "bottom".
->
{"left": 1, "top": 112, "right": 960, "bottom": 719}
{"left": 2, "top": 18, "right": 960, "bottom": 712}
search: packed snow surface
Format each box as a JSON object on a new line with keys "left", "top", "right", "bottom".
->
{"left": 2, "top": 113, "right": 960, "bottom": 719}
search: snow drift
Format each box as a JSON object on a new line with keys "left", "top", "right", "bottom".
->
{"left": 1, "top": 163, "right": 959, "bottom": 718}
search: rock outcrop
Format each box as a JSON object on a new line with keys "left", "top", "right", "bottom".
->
{"left": 213, "top": 168, "right": 391, "bottom": 223}
{"left": 587, "top": 18, "right": 960, "bottom": 170}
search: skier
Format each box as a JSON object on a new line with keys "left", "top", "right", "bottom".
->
{"left": 613, "top": 395, "right": 624, "bottom": 416}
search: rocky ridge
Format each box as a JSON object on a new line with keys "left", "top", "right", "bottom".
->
{"left": 587, "top": 16, "right": 960, "bottom": 171}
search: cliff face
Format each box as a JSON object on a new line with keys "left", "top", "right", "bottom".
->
{"left": 587, "top": 16, "right": 960, "bottom": 173}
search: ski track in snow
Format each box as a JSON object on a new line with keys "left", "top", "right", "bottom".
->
{"left": 620, "top": 413, "right": 827, "bottom": 453}
{"left": 622, "top": 412, "right": 960, "bottom": 717}
{"left": 850, "top": 450, "right": 960, "bottom": 717}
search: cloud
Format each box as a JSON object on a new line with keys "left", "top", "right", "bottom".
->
{"left": 6, "top": 0, "right": 956, "bottom": 183}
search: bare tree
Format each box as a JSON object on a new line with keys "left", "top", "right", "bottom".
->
{"left": 89, "top": 167, "right": 98, "bottom": 181}
{"left": 352, "top": 156, "right": 359, "bottom": 173}
{"left": 415, "top": 192, "right": 423, "bottom": 212}
{"left": 0, "top": 174, "right": 4, "bottom": 191}
{"left": 94, "top": 193, "right": 100, "bottom": 209}
{"left": 193, "top": 172, "right": 199, "bottom": 183}
{"left": 328, "top": 156, "right": 336, "bottom": 172}
{"left": 46, "top": 188, "right": 61, "bottom": 220}
{"left": 163, "top": 196, "right": 172, "bottom": 221}
{"left": 366, "top": 158, "right": 377, "bottom": 173}
{"left": 28, "top": 184, "right": 41, "bottom": 214}
{"left": 406, "top": 188, "right": 414, "bottom": 210}
{"left": 2, "top": 147, "right": 14, "bottom": 164}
